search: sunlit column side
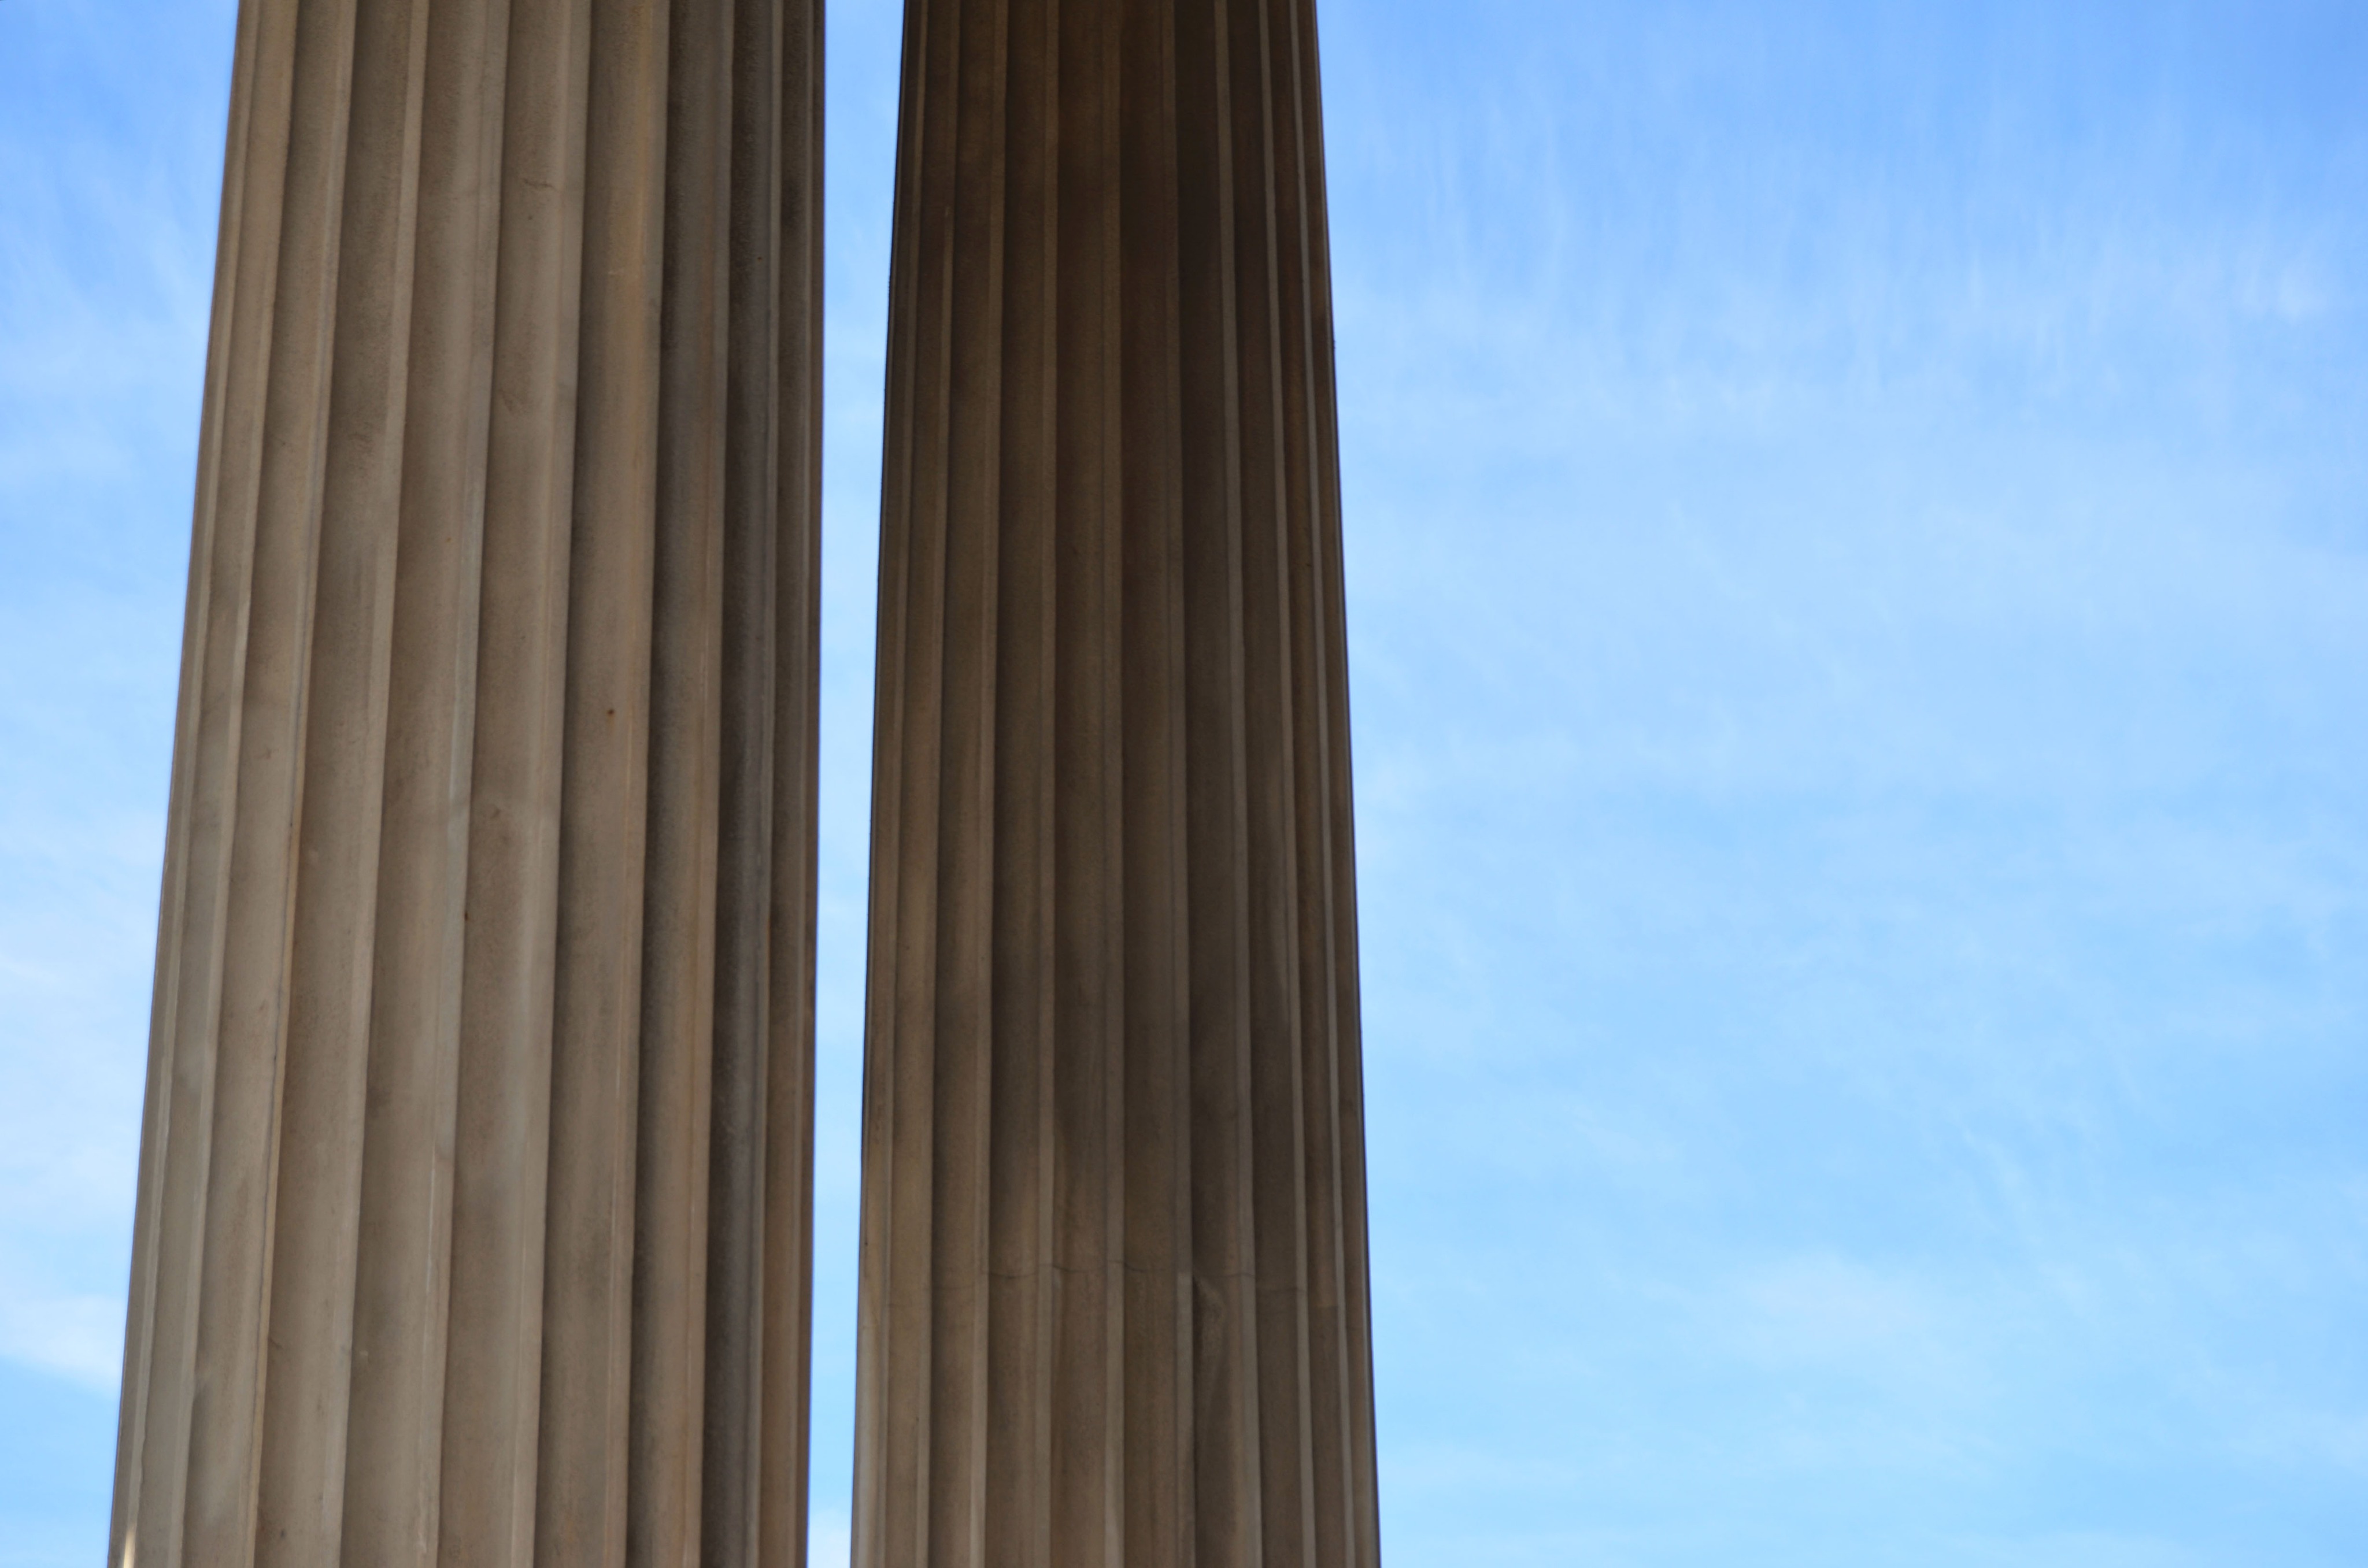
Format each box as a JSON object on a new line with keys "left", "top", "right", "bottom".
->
{"left": 106, "top": 2, "right": 823, "bottom": 1565}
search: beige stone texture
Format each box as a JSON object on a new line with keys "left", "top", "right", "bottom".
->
{"left": 853, "top": 0, "right": 1384, "bottom": 1563}
{"left": 106, "top": 2, "right": 824, "bottom": 1564}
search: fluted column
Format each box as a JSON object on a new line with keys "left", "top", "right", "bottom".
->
{"left": 853, "top": 0, "right": 1382, "bottom": 1563}
{"left": 108, "top": 1, "right": 822, "bottom": 1564}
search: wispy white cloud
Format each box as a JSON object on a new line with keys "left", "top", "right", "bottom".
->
{"left": 807, "top": 1508, "right": 853, "bottom": 1568}
{"left": 0, "top": 1, "right": 231, "bottom": 1430}
{"left": 0, "top": 1287, "right": 123, "bottom": 1395}
{"left": 1324, "top": 5, "right": 2368, "bottom": 1563}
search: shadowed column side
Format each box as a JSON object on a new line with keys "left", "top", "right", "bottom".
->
{"left": 853, "top": 1, "right": 1381, "bottom": 1563}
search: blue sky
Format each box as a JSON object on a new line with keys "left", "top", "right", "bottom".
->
{"left": 3, "top": 1, "right": 2365, "bottom": 1565}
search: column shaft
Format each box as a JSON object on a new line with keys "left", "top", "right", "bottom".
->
{"left": 854, "top": 0, "right": 1382, "bottom": 1563}
{"left": 108, "top": 2, "right": 824, "bottom": 1565}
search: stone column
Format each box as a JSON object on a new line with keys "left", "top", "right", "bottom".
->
{"left": 107, "top": 1, "right": 822, "bottom": 1564}
{"left": 853, "top": 0, "right": 1382, "bottom": 1563}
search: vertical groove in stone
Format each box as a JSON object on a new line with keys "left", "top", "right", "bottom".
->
{"left": 1115, "top": 1, "right": 1194, "bottom": 1559}
{"left": 704, "top": 0, "right": 778, "bottom": 1544}
{"left": 436, "top": 0, "right": 593, "bottom": 1558}
{"left": 1045, "top": 5, "right": 1126, "bottom": 1563}
{"left": 626, "top": 0, "right": 732, "bottom": 1556}
{"left": 856, "top": 0, "right": 1380, "bottom": 1564}
{"left": 933, "top": 1, "right": 1012, "bottom": 1564}
{"left": 705, "top": 0, "right": 780, "bottom": 1556}
{"left": 534, "top": 0, "right": 668, "bottom": 1559}
{"left": 982, "top": 0, "right": 1057, "bottom": 1565}
{"left": 339, "top": 0, "right": 509, "bottom": 1559}
{"left": 109, "top": 2, "right": 823, "bottom": 1564}
{"left": 1224, "top": 0, "right": 1320, "bottom": 1558}
{"left": 1172, "top": 0, "right": 1267, "bottom": 1555}
{"left": 756, "top": 2, "right": 825, "bottom": 1565}
{"left": 183, "top": 0, "right": 364, "bottom": 1556}
{"left": 252, "top": 0, "right": 432, "bottom": 1558}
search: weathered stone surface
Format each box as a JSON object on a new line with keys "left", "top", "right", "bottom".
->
{"left": 108, "top": 3, "right": 823, "bottom": 1563}
{"left": 853, "top": 1, "right": 1383, "bottom": 1562}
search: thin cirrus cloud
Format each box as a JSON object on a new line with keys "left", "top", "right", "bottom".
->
{"left": 3, "top": 1, "right": 2365, "bottom": 1566}
{"left": 0, "top": 0, "right": 218, "bottom": 1407}
{"left": 1324, "top": 3, "right": 2367, "bottom": 1565}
